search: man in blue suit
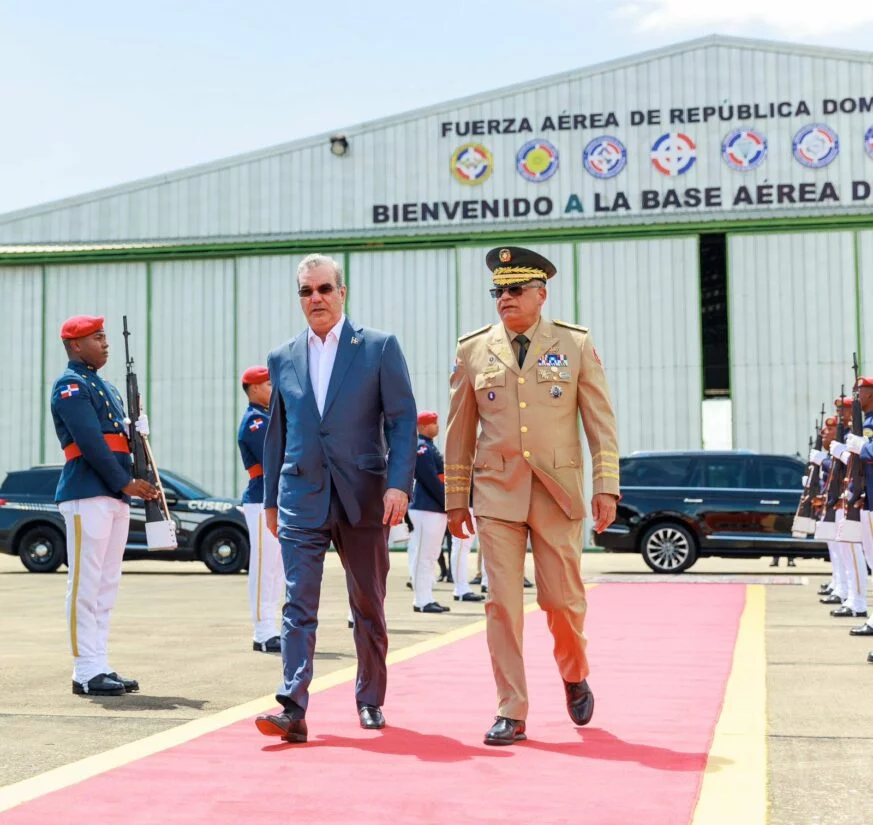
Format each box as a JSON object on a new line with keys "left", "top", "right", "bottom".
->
{"left": 255, "top": 254, "right": 417, "bottom": 743}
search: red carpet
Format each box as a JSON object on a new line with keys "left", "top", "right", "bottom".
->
{"left": 2, "top": 583, "right": 746, "bottom": 825}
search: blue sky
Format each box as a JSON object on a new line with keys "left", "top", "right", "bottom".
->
{"left": 1, "top": 0, "right": 872, "bottom": 214}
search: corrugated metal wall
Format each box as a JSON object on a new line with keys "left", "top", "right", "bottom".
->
{"left": 0, "top": 267, "right": 42, "bottom": 482}
{"left": 728, "top": 232, "right": 858, "bottom": 454}
{"left": 3, "top": 41, "right": 873, "bottom": 242}
{"left": 858, "top": 231, "right": 873, "bottom": 368}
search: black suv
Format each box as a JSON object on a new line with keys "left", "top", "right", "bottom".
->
{"left": 592, "top": 450, "right": 827, "bottom": 573}
{"left": 0, "top": 466, "right": 249, "bottom": 574}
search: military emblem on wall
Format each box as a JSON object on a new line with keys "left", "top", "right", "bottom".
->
{"left": 582, "top": 136, "right": 628, "bottom": 179}
{"left": 516, "top": 139, "right": 560, "bottom": 182}
{"left": 450, "top": 143, "right": 494, "bottom": 185}
{"left": 865, "top": 125, "right": 873, "bottom": 160}
{"left": 721, "top": 128, "right": 768, "bottom": 171}
{"left": 650, "top": 132, "right": 697, "bottom": 176}
{"left": 792, "top": 124, "right": 839, "bottom": 169}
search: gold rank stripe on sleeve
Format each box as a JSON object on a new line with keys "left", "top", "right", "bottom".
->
{"left": 594, "top": 471, "right": 621, "bottom": 481}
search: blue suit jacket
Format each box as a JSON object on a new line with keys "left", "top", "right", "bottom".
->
{"left": 263, "top": 318, "right": 417, "bottom": 530}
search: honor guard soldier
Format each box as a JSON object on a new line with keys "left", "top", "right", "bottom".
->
{"left": 445, "top": 247, "right": 620, "bottom": 746}
{"left": 51, "top": 315, "right": 157, "bottom": 696}
{"left": 843, "top": 376, "right": 873, "bottom": 656}
{"left": 408, "top": 411, "right": 451, "bottom": 614}
{"left": 238, "top": 366, "right": 284, "bottom": 652}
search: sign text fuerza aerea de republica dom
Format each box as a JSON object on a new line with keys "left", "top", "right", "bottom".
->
{"left": 371, "top": 181, "right": 873, "bottom": 224}
{"left": 438, "top": 97, "right": 873, "bottom": 135}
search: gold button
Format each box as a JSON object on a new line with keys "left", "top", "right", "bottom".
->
{"left": 523, "top": 450, "right": 531, "bottom": 459}
{"left": 91, "top": 382, "right": 96, "bottom": 387}
{"left": 483, "top": 463, "right": 489, "bottom": 469}
{"left": 114, "top": 422, "right": 120, "bottom": 428}
{"left": 108, "top": 413, "right": 113, "bottom": 419}
{"left": 521, "top": 426, "right": 528, "bottom": 433}
{"left": 519, "top": 401, "right": 527, "bottom": 409}
{"left": 570, "top": 460, "right": 576, "bottom": 466}
{"left": 99, "top": 391, "right": 104, "bottom": 396}
{"left": 518, "top": 377, "right": 525, "bottom": 384}
{"left": 105, "top": 401, "right": 109, "bottom": 407}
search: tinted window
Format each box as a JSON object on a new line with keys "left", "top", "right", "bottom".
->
{"left": 757, "top": 458, "right": 804, "bottom": 491}
{"left": 0, "top": 470, "right": 62, "bottom": 495}
{"left": 159, "top": 470, "right": 209, "bottom": 500}
{"left": 619, "top": 457, "right": 695, "bottom": 487}
{"left": 702, "top": 458, "right": 748, "bottom": 489}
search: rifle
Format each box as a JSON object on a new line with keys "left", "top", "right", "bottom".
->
{"left": 792, "top": 404, "right": 826, "bottom": 536}
{"left": 837, "top": 354, "right": 865, "bottom": 543}
{"left": 123, "top": 316, "right": 177, "bottom": 550}
{"left": 815, "top": 386, "right": 848, "bottom": 541}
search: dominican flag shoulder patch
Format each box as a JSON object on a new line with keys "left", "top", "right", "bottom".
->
{"left": 60, "top": 383, "right": 80, "bottom": 399}
{"left": 249, "top": 418, "right": 265, "bottom": 432}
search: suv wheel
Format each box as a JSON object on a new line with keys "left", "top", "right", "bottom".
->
{"left": 640, "top": 523, "right": 697, "bottom": 574}
{"left": 199, "top": 526, "right": 248, "bottom": 574}
{"left": 18, "top": 525, "right": 66, "bottom": 573}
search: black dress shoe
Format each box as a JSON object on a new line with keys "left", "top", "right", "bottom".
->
{"left": 253, "top": 636, "right": 281, "bottom": 653}
{"left": 106, "top": 672, "right": 139, "bottom": 693}
{"left": 454, "top": 592, "right": 485, "bottom": 602}
{"left": 348, "top": 620, "right": 355, "bottom": 629}
{"left": 255, "top": 712, "right": 308, "bottom": 743}
{"left": 849, "top": 623, "right": 873, "bottom": 636}
{"left": 564, "top": 679, "right": 595, "bottom": 726}
{"left": 484, "top": 716, "right": 526, "bottom": 746}
{"left": 481, "top": 585, "right": 488, "bottom": 594}
{"left": 414, "top": 602, "right": 451, "bottom": 613}
{"left": 820, "top": 594, "right": 844, "bottom": 605}
{"left": 817, "top": 584, "right": 833, "bottom": 596}
{"left": 358, "top": 705, "right": 386, "bottom": 729}
{"left": 831, "top": 606, "right": 868, "bottom": 618}
{"left": 868, "top": 651, "right": 873, "bottom": 664}
{"left": 524, "top": 577, "right": 534, "bottom": 588}
{"left": 787, "top": 558, "right": 796, "bottom": 567}
{"left": 470, "top": 575, "right": 482, "bottom": 585}
{"left": 72, "top": 673, "right": 125, "bottom": 696}
{"left": 406, "top": 580, "right": 413, "bottom": 589}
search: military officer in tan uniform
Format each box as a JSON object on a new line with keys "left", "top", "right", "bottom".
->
{"left": 445, "top": 246, "right": 620, "bottom": 746}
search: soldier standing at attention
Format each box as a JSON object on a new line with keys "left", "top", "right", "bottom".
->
{"left": 445, "top": 247, "right": 620, "bottom": 746}
{"left": 237, "top": 366, "right": 284, "bottom": 652}
{"left": 51, "top": 315, "right": 157, "bottom": 696}
{"left": 408, "top": 411, "right": 451, "bottom": 614}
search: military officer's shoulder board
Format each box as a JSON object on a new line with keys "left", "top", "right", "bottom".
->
{"left": 553, "top": 320, "right": 589, "bottom": 333}
{"left": 458, "top": 324, "right": 492, "bottom": 343}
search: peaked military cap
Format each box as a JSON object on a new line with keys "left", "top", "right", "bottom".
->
{"left": 485, "top": 246, "right": 557, "bottom": 287}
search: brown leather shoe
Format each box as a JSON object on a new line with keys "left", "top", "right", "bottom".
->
{"left": 255, "top": 712, "right": 308, "bottom": 743}
{"left": 564, "top": 679, "right": 595, "bottom": 726}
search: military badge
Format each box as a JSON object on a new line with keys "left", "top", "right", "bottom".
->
{"left": 451, "top": 143, "right": 494, "bottom": 185}
{"left": 488, "top": 391, "right": 496, "bottom": 401}
{"left": 550, "top": 385, "right": 563, "bottom": 398}
{"left": 499, "top": 249, "right": 512, "bottom": 263}
{"left": 559, "top": 371, "right": 571, "bottom": 380}
{"left": 537, "top": 353, "right": 568, "bottom": 367}
{"left": 351, "top": 336, "right": 360, "bottom": 345}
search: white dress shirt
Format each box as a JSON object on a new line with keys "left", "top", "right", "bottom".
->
{"left": 308, "top": 314, "right": 346, "bottom": 416}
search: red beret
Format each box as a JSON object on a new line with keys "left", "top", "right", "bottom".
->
{"left": 241, "top": 366, "right": 270, "bottom": 386}
{"left": 825, "top": 416, "right": 837, "bottom": 426}
{"left": 417, "top": 411, "right": 438, "bottom": 425}
{"left": 835, "top": 397, "right": 853, "bottom": 408}
{"left": 857, "top": 376, "right": 873, "bottom": 388}
{"left": 60, "top": 315, "right": 104, "bottom": 340}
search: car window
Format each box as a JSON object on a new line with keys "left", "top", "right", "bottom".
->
{"left": 701, "top": 458, "right": 748, "bottom": 489}
{"left": 620, "top": 457, "right": 695, "bottom": 486}
{"left": 158, "top": 470, "right": 209, "bottom": 499}
{"left": 0, "top": 470, "right": 62, "bottom": 495}
{"left": 757, "top": 458, "right": 804, "bottom": 491}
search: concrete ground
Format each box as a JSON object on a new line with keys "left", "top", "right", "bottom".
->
{"left": 0, "top": 549, "right": 871, "bottom": 823}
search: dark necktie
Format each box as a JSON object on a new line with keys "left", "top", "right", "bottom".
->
{"left": 515, "top": 334, "right": 529, "bottom": 368}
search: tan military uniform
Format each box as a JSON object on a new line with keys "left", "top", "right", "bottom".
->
{"left": 445, "top": 317, "right": 619, "bottom": 720}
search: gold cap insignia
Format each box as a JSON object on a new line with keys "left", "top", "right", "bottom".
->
{"left": 499, "top": 248, "right": 511, "bottom": 263}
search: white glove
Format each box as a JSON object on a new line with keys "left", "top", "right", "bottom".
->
{"left": 809, "top": 449, "right": 827, "bottom": 466}
{"left": 846, "top": 433, "right": 866, "bottom": 455}
{"left": 802, "top": 475, "right": 809, "bottom": 487}
{"left": 829, "top": 441, "right": 846, "bottom": 459}
{"left": 135, "top": 413, "right": 150, "bottom": 437}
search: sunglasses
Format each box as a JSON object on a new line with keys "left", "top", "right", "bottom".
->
{"left": 489, "top": 284, "right": 542, "bottom": 299}
{"left": 298, "top": 284, "right": 338, "bottom": 298}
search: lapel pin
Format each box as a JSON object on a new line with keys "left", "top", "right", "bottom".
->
{"left": 351, "top": 336, "right": 360, "bottom": 345}
{"left": 488, "top": 355, "right": 495, "bottom": 364}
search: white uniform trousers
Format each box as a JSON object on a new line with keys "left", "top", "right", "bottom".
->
{"left": 242, "top": 503, "right": 283, "bottom": 643}
{"left": 836, "top": 509, "right": 868, "bottom": 613}
{"left": 857, "top": 510, "right": 873, "bottom": 629}
{"left": 58, "top": 497, "right": 130, "bottom": 685}
{"left": 408, "top": 509, "right": 447, "bottom": 608}
{"left": 827, "top": 540, "right": 848, "bottom": 601}
{"left": 451, "top": 507, "right": 479, "bottom": 597}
